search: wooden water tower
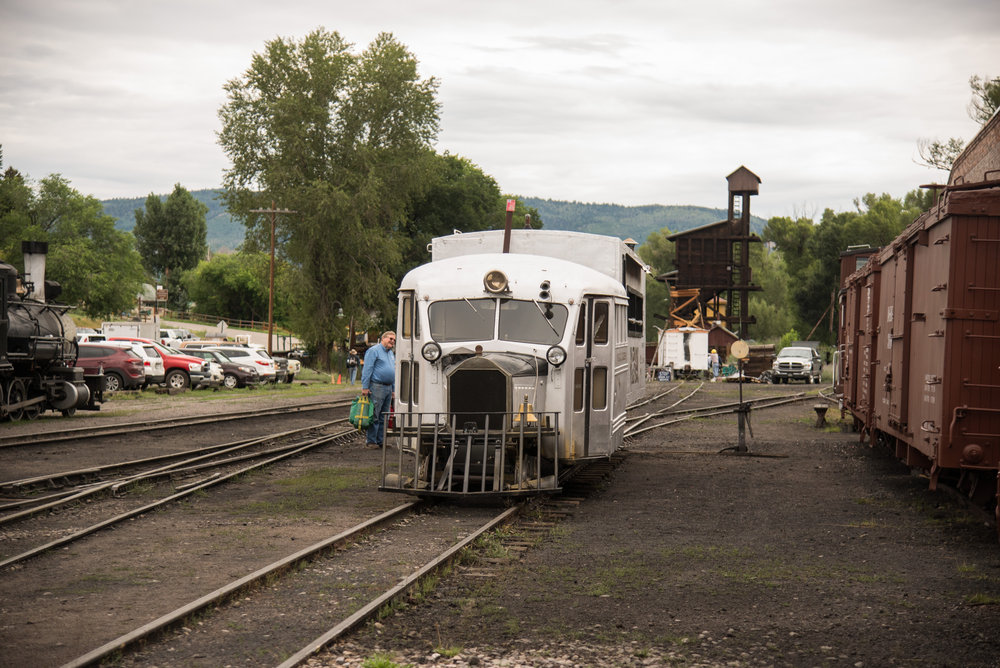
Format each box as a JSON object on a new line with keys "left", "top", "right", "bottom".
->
{"left": 726, "top": 166, "right": 760, "bottom": 337}
{"left": 666, "top": 166, "right": 762, "bottom": 338}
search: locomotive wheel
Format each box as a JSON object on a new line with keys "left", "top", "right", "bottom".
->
{"left": 6, "top": 379, "right": 26, "bottom": 421}
{"left": 223, "top": 373, "right": 240, "bottom": 389}
{"left": 104, "top": 372, "right": 124, "bottom": 393}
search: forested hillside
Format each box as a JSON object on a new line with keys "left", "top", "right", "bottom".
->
{"left": 101, "top": 190, "right": 766, "bottom": 253}
{"left": 102, "top": 190, "right": 244, "bottom": 252}
{"left": 521, "top": 197, "right": 766, "bottom": 241}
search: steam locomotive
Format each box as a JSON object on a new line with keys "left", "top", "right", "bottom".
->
{"left": 1, "top": 242, "right": 98, "bottom": 420}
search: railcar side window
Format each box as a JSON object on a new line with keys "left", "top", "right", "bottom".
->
{"left": 498, "top": 300, "right": 568, "bottom": 344}
{"left": 400, "top": 295, "right": 413, "bottom": 340}
{"left": 592, "top": 367, "right": 607, "bottom": 410}
{"left": 573, "top": 368, "right": 584, "bottom": 411}
{"left": 593, "top": 302, "right": 609, "bottom": 345}
{"left": 575, "top": 304, "right": 587, "bottom": 345}
{"left": 428, "top": 299, "right": 495, "bottom": 342}
{"left": 399, "top": 361, "right": 419, "bottom": 404}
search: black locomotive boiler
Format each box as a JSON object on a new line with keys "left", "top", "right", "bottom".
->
{"left": 1, "top": 241, "right": 97, "bottom": 420}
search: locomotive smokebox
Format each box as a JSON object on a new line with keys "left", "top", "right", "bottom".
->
{"left": 21, "top": 241, "right": 48, "bottom": 302}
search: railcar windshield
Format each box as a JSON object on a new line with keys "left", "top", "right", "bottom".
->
{"left": 428, "top": 298, "right": 568, "bottom": 344}
{"left": 429, "top": 299, "right": 497, "bottom": 342}
{"left": 498, "top": 299, "right": 568, "bottom": 344}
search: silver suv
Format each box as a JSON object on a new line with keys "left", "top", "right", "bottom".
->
{"left": 771, "top": 346, "right": 823, "bottom": 384}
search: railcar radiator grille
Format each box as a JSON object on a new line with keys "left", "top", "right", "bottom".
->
{"left": 449, "top": 367, "right": 507, "bottom": 429}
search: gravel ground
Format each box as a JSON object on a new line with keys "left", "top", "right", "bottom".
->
{"left": 3, "top": 380, "right": 999, "bottom": 668}
{"left": 306, "top": 381, "right": 1000, "bottom": 668}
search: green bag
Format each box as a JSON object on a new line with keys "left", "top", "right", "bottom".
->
{"left": 349, "top": 394, "right": 374, "bottom": 429}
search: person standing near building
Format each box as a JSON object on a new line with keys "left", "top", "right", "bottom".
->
{"left": 709, "top": 348, "right": 720, "bottom": 381}
{"left": 346, "top": 348, "right": 360, "bottom": 385}
{"left": 360, "top": 331, "right": 395, "bottom": 448}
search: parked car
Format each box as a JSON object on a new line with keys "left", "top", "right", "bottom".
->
{"left": 160, "top": 328, "right": 194, "bottom": 348}
{"left": 75, "top": 330, "right": 107, "bottom": 343}
{"left": 74, "top": 342, "right": 145, "bottom": 392}
{"left": 108, "top": 337, "right": 209, "bottom": 390}
{"left": 281, "top": 356, "right": 301, "bottom": 383}
{"left": 185, "top": 349, "right": 261, "bottom": 388}
{"left": 124, "top": 341, "right": 166, "bottom": 387}
{"left": 203, "top": 346, "right": 277, "bottom": 382}
{"left": 771, "top": 346, "right": 823, "bottom": 384}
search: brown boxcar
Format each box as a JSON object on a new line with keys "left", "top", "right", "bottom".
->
{"left": 838, "top": 174, "right": 1000, "bottom": 532}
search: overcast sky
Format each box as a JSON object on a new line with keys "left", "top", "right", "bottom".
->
{"left": 2, "top": 0, "right": 998, "bottom": 220}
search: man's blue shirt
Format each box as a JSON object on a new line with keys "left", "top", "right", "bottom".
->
{"left": 361, "top": 343, "right": 395, "bottom": 392}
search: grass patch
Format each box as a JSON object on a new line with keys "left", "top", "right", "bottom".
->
{"left": 362, "top": 652, "right": 411, "bottom": 668}
{"left": 965, "top": 593, "right": 1000, "bottom": 606}
{"left": 233, "top": 466, "right": 378, "bottom": 516}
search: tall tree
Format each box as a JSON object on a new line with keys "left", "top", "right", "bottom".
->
{"left": 0, "top": 166, "right": 144, "bottom": 317}
{"left": 217, "top": 29, "right": 441, "bottom": 365}
{"left": 917, "top": 74, "right": 1000, "bottom": 171}
{"left": 400, "top": 153, "right": 542, "bottom": 276}
{"left": 133, "top": 183, "right": 208, "bottom": 308}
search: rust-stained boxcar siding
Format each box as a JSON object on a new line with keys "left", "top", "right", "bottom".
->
{"left": 939, "top": 191, "right": 1000, "bottom": 473}
{"left": 855, "top": 264, "right": 881, "bottom": 427}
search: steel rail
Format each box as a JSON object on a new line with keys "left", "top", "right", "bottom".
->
{"left": 277, "top": 505, "right": 522, "bottom": 668}
{"left": 0, "top": 428, "right": 356, "bottom": 570}
{"left": 0, "top": 397, "right": 351, "bottom": 448}
{"left": 0, "top": 418, "right": 350, "bottom": 523}
{"left": 626, "top": 382, "right": 685, "bottom": 410}
{"left": 626, "top": 382, "right": 703, "bottom": 432}
{"left": 59, "top": 502, "right": 422, "bottom": 668}
{"left": 1, "top": 415, "right": 348, "bottom": 495}
{"left": 624, "top": 393, "right": 815, "bottom": 438}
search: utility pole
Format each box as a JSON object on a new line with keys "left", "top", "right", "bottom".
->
{"left": 249, "top": 202, "right": 296, "bottom": 355}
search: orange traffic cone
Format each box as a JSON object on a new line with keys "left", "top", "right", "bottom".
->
{"left": 337, "top": 374, "right": 342, "bottom": 384}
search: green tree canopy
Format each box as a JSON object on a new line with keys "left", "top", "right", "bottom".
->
{"left": 762, "top": 190, "right": 929, "bottom": 343}
{"left": 133, "top": 183, "right": 208, "bottom": 308}
{"left": 183, "top": 252, "right": 271, "bottom": 322}
{"left": 218, "top": 29, "right": 441, "bottom": 364}
{"left": 0, "top": 162, "right": 145, "bottom": 317}
{"left": 637, "top": 227, "right": 676, "bottom": 341}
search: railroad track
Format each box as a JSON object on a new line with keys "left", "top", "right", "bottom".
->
{"left": 0, "top": 423, "right": 359, "bottom": 570}
{"left": 0, "top": 397, "right": 352, "bottom": 448}
{"left": 56, "top": 502, "right": 520, "bottom": 668}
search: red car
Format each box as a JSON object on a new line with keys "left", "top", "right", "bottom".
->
{"left": 75, "top": 342, "right": 146, "bottom": 392}
{"left": 108, "top": 337, "right": 209, "bottom": 390}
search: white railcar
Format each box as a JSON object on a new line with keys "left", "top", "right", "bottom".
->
{"left": 383, "top": 229, "right": 646, "bottom": 498}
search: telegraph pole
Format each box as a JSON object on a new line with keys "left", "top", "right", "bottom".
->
{"left": 249, "top": 202, "right": 296, "bottom": 355}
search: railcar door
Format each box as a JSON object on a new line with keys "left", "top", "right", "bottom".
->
{"left": 571, "top": 297, "right": 613, "bottom": 458}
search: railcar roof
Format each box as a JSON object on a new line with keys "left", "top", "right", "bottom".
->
{"left": 400, "top": 252, "right": 626, "bottom": 299}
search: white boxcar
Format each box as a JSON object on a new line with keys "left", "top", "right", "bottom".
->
{"left": 387, "top": 229, "right": 647, "bottom": 498}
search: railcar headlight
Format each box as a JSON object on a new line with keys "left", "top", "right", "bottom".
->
{"left": 546, "top": 345, "right": 567, "bottom": 367}
{"left": 422, "top": 341, "right": 442, "bottom": 363}
{"left": 483, "top": 270, "right": 508, "bottom": 293}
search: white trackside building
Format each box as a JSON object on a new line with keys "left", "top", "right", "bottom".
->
{"left": 383, "top": 228, "right": 647, "bottom": 499}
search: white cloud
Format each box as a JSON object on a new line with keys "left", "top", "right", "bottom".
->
{"left": 1, "top": 0, "right": 997, "bottom": 220}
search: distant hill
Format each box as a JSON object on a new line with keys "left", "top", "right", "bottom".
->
{"left": 101, "top": 190, "right": 244, "bottom": 253}
{"left": 521, "top": 197, "right": 766, "bottom": 243}
{"left": 101, "top": 189, "right": 767, "bottom": 253}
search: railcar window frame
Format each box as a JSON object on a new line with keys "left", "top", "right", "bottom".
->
{"left": 497, "top": 299, "right": 568, "bottom": 344}
{"left": 428, "top": 298, "right": 497, "bottom": 342}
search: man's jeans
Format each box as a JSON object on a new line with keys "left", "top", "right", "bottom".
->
{"left": 366, "top": 383, "right": 392, "bottom": 445}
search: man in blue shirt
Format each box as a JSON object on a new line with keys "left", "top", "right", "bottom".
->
{"left": 360, "top": 331, "right": 396, "bottom": 447}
